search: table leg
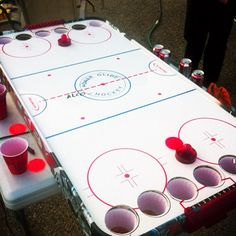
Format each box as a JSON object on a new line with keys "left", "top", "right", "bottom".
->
{"left": 16, "top": 0, "right": 30, "bottom": 25}
{"left": 14, "top": 209, "right": 31, "bottom": 236}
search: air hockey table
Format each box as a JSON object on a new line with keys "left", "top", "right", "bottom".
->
{"left": 0, "top": 18, "right": 236, "bottom": 236}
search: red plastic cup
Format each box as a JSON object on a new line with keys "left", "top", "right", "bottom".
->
{"left": 0, "top": 83, "right": 7, "bottom": 120}
{"left": 0, "top": 137, "right": 28, "bottom": 175}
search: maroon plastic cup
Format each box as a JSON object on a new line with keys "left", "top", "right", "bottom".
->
{"left": 0, "top": 83, "right": 7, "bottom": 120}
{"left": 0, "top": 137, "right": 28, "bottom": 175}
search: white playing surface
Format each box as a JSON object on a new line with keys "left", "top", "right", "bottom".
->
{"left": 1, "top": 19, "right": 236, "bottom": 235}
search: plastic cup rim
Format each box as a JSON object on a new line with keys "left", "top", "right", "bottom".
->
{"left": 0, "top": 137, "right": 28, "bottom": 158}
{"left": 0, "top": 84, "right": 7, "bottom": 96}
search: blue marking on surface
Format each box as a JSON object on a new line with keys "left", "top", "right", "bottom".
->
{"left": 10, "top": 48, "right": 141, "bottom": 80}
{"left": 46, "top": 88, "right": 196, "bottom": 139}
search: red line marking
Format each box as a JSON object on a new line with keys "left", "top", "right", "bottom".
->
{"left": 197, "top": 186, "right": 206, "bottom": 191}
{"left": 179, "top": 200, "right": 186, "bottom": 209}
{"left": 44, "top": 68, "right": 159, "bottom": 102}
{"left": 98, "top": 82, "right": 107, "bottom": 86}
{"left": 222, "top": 177, "right": 235, "bottom": 183}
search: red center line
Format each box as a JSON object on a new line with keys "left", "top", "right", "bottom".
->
{"left": 42, "top": 67, "right": 161, "bottom": 102}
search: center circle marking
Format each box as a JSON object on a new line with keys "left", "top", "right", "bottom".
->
{"left": 75, "top": 70, "right": 131, "bottom": 101}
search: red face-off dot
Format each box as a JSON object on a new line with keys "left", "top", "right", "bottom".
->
{"left": 165, "top": 137, "right": 183, "bottom": 150}
{"left": 9, "top": 123, "right": 27, "bottom": 135}
{"left": 27, "top": 158, "right": 46, "bottom": 172}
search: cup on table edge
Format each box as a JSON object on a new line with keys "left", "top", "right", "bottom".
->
{"left": 0, "top": 137, "right": 29, "bottom": 175}
{"left": 0, "top": 83, "right": 7, "bottom": 120}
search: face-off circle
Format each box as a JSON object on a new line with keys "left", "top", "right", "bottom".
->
{"left": 2, "top": 37, "right": 51, "bottom": 58}
{"left": 149, "top": 60, "right": 176, "bottom": 76}
{"left": 75, "top": 70, "right": 131, "bottom": 101}
{"left": 21, "top": 94, "right": 47, "bottom": 116}
{"left": 68, "top": 25, "right": 111, "bottom": 44}
{"left": 178, "top": 118, "right": 236, "bottom": 164}
{"left": 87, "top": 148, "right": 167, "bottom": 208}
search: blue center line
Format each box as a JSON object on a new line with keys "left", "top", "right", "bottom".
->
{"left": 46, "top": 88, "right": 196, "bottom": 140}
{"left": 10, "top": 48, "right": 141, "bottom": 80}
